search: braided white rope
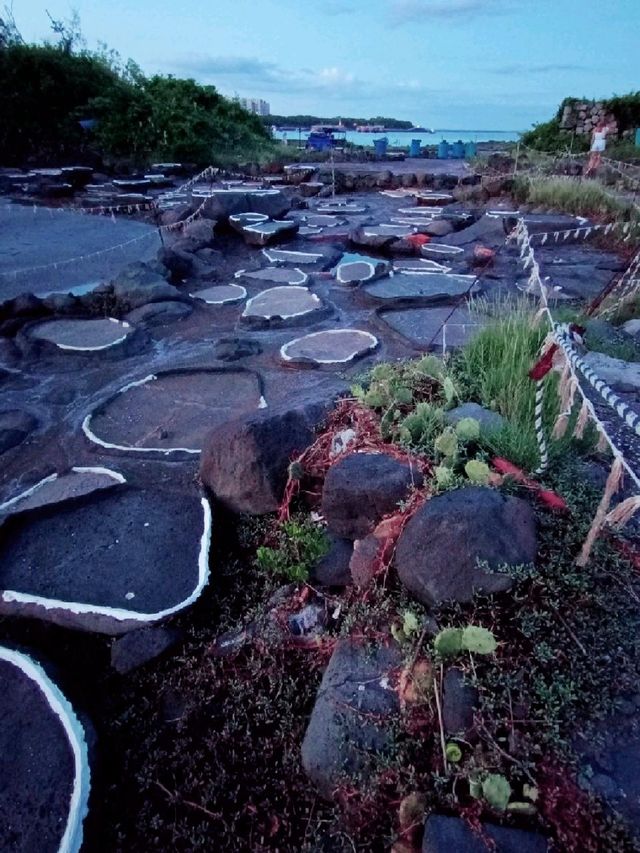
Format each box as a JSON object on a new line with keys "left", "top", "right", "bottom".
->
{"left": 513, "top": 218, "right": 640, "bottom": 491}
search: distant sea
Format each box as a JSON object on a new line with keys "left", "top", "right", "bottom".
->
{"left": 273, "top": 128, "right": 520, "bottom": 147}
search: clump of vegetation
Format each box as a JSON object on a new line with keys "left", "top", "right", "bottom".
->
{"left": 0, "top": 12, "right": 273, "bottom": 166}
{"left": 256, "top": 517, "right": 329, "bottom": 582}
{"left": 513, "top": 176, "right": 640, "bottom": 222}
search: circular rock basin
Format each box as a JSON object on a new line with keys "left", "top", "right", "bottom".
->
{"left": 397, "top": 206, "right": 443, "bottom": 216}
{"left": 394, "top": 259, "right": 451, "bottom": 273}
{"left": 0, "top": 647, "right": 90, "bottom": 853}
{"left": 416, "top": 192, "right": 454, "bottom": 206}
{"left": 84, "top": 368, "right": 264, "bottom": 454}
{"left": 316, "top": 202, "right": 367, "bottom": 214}
{"left": 364, "top": 272, "right": 478, "bottom": 304}
{"left": 235, "top": 267, "right": 308, "bottom": 285}
{"left": 29, "top": 317, "right": 132, "bottom": 351}
{"left": 0, "top": 486, "right": 212, "bottom": 633}
{"left": 190, "top": 284, "right": 247, "bottom": 305}
{"left": 228, "top": 212, "right": 269, "bottom": 228}
{"left": 281, "top": 329, "right": 378, "bottom": 366}
{"left": 242, "top": 286, "right": 323, "bottom": 323}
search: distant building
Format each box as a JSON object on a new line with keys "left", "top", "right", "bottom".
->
{"left": 239, "top": 98, "right": 270, "bottom": 116}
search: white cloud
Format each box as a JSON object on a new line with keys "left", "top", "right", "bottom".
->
{"left": 388, "top": 0, "right": 508, "bottom": 25}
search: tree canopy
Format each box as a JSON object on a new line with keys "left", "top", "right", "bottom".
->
{"left": 0, "top": 15, "right": 272, "bottom": 167}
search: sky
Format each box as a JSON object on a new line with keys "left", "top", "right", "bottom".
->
{"left": 13, "top": 0, "right": 639, "bottom": 130}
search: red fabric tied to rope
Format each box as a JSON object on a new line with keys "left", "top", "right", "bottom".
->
{"left": 529, "top": 344, "right": 558, "bottom": 381}
{"left": 473, "top": 245, "right": 495, "bottom": 263}
{"left": 405, "top": 233, "right": 430, "bottom": 250}
{"left": 492, "top": 457, "right": 569, "bottom": 512}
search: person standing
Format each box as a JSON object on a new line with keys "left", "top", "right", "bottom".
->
{"left": 585, "top": 121, "right": 609, "bottom": 176}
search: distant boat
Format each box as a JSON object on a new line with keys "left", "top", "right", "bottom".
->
{"left": 410, "top": 127, "right": 435, "bottom": 133}
{"left": 356, "top": 124, "right": 385, "bottom": 133}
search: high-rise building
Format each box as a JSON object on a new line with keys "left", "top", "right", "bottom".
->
{"left": 238, "top": 98, "right": 270, "bottom": 116}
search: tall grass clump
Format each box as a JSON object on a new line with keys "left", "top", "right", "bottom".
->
{"left": 513, "top": 176, "right": 639, "bottom": 222}
{"left": 453, "top": 301, "right": 559, "bottom": 470}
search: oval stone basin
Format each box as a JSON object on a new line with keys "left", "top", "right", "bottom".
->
{"left": 29, "top": 317, "right": 132, "bottom": 351}
{"left": 190, "top": 284, "right": 247, "bottom": 304}
{"left": 281, "top": 329, "right": 378, "bottom": 365}
{"left": 84, "top": 368, "right": 264, "bottom": 454}
{"left": 242, "top": 286, "right": 322, "bottom": 321}
{"left": 0, "top": 647, "right": 90, "bottom": 853}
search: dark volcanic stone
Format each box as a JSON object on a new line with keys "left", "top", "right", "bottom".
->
{"left": 0, "top": 410, "right": 37, "bottom": 454}
{"left": 0, "top": 648, "right": 88, "bottom": 853}
{"left": 422, "top": 815, "right": 548, "bottom": 853}
{"left": 443, "top": 667, "right": 477, "bottom": 735}
{"left": 125, "top": 300, "right": 192, "bottom": 327}
{"left": 202, "top": 189, "right": 290, "bottom": 221}
{"left": 311, "top": 535, "right": 353, "bottom": 587}
{"left": 0, "top": 487, "right": 210, "bottom": 634}
{"left": 395, "top": 487, "right": 536, "bottom": 605}
{"left": 213, "top": 337, "right": 262, "bottom": 361}
{"left": 321, "top": 452, "right": 423, "bottom": 539}
{"left": 111, "top": 262, "right": 178, "bottom": 310}
{"left": 200, "top": 399, "right": 331, "bottom": 514}
{"left": 301, "top": 639, "right": 402, "bottom": 799}
{"left": 111, "top": 625, "right": 182, "bottom": 674}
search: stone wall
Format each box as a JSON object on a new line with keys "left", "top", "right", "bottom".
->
{"left": 559, "top": 100, "right": 635, "bottom": 140}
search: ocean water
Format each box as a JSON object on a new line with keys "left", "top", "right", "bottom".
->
{"left": 273, "top": 128, "right": 520, "bottom": 148}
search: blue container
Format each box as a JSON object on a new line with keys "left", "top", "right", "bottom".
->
{"left": 635, "top": 128, "right": 640, "bottom": 148}
{"left": 410, "top": 138, "right": 421, "bottom": 157}
{"left": 464, "top": 141, "right": 477, "bottom": 158}
{"left": 452, "top": 140, "right": 465, "bottom": 159}
{"left": 437, "top": 140, "right": 450, "bottom": 159}
{"left": 373, "top": 137, "right": 388, "bottom": 157}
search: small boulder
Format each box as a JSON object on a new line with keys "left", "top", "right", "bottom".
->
{"left": 445, "top": 402, "right": 505, "bottom": 433}
{"left": 125, "top": 300, "right": 192, "bottom": 327}
{"left": 321, "top": 452, "right": 423, "bottom": 539}
{"left": 200, "top": 399, "right": 332, "bottom": 514}
{"left": 301, "top": 638, "right": 402, "bottom": 799}
{"left": 311, "top": 535, "right": 353, "bottom": 587}
{"left": 182, "top": 217, "right": 217, "bottom": 247}
{"left": 422, "top": 815, "right": 548, "bottom": 853}
{"left": 395, "top": 487, "right": 536, "bottom": 605}
{"left": 213, "top": 337, "right": 262, "bottom": 361}
{"left": 111, "top": 625, "right": 181, "bottom": 674}
{"left": 622, "top": 319, "right": 640, "bottom": 339}
{"left": 111, "top": 262, "right": 179, "bottom": 310}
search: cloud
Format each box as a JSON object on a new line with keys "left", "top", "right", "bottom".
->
{"left": 489, "top": 62, "right": 589, "bottom": 75}
{"left": 173, "top": 55, "right": 366, "bottom": 97}
{"left": 388, "top": 0, "right": 507, "bottom": 25}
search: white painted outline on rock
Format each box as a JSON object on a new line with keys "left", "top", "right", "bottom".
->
{"left": 336, "top": 260, "right": 379, "bottom": 284}
{"left": 0, "top": 467, "right": 126, "bottom": 513}
{"left": 242, "top": 286, "right": 321, "bottom": 320}
{"left": 280, "top": 329, "right": 379, "bottom": 365}
{"left": 1, "top": 497, "right": 212, "bottom": 624}
{"left": 0, "top": 646, "right": 90, "bottom": 853}
{"left": 31, "top": 318, "right": 132, "bottom": 352}
{"left": 262, "top": 248, "right": 323, "bottom": 264}
{"left": 228, "top": 212, "right": 269, "bottom": 227}
{"left": 421, "top": 244, "right": 465, "bottom": 257}
{"left": 190, "top": 283, "right": 247, "bottom": 305}
{"left": 234, "top": 267, "right": 308, "bottom": 286}
{"left": 82, "top": 373, "right": 265, "bottom": 455}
